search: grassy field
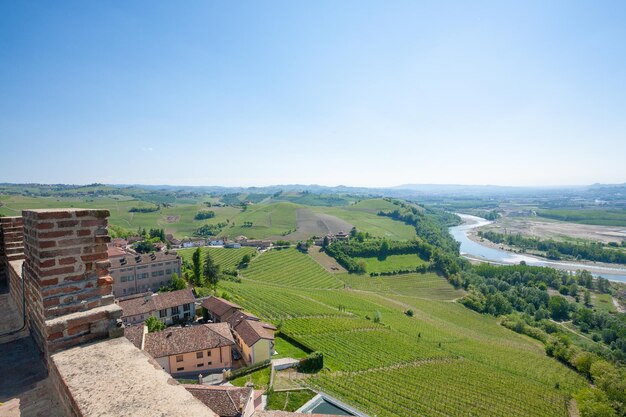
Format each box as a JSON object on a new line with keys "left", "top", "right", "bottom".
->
{"left": 220, "top": 202, "right": 299, "bottom": 239}
{"left": 267, "top": 389, "right": 316, "bottom": 412}
{"left": 353, "top": 254, "right": 428, "bottom": 274}
{"left": 215, "top": 248, "right": 588, "bottom": 417}
{"left": 230, "top": 366, "right": 271, "bottom": 390}
{"left": 537, "top": 209, "right": 626, "bottom": 227}
{"left": 176, "top": 246, "right": 257, "bottom": 271}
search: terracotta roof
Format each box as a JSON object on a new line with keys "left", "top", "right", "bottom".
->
{"left": 233, "top": 317, "right": 276, "bottom": 347}
{"left": 183, "top": 385, "right": 252, "bottom": 417}
{"left": 109, "top": 251, "right": 180, "bottom": 269}
{"left": 124, "top": 324, "right": 145, "bottom": 349}
{"left": 202, "top": 296, "right": 242, "bottom": 318}
{"left": 153, "top": 288, "right": 195, "bottom": 311}
{"left": 107, "top": 246, "right": 127, "bottom": 258}
{"left": 118, "top": 295, "right": 155, "bottom": 318}
{"left": 143, "top": 323, "right": 235, "bottom": 358}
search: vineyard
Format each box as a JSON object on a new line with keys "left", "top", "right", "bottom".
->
{"left": 240, "top": 248, "right": 343, "bottom": 289}
{"left": 215, "top": 247, "right": 588, "bottom": 417}
{"left": 353, "top": 254, "right": 429, "bottom": 274}
{"left": 177, "top": 246, "right": 257, "bottom": 271}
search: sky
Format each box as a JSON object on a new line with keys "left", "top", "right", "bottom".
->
{"left": 1, "top": 1, "right": 625, "bottom": 188}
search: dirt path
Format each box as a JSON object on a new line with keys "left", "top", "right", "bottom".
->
{"left": 613, "top": 297, "right": 626, "bottom": 313}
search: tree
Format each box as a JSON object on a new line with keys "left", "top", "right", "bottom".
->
{"left": 378, "top": 240, "right": 390, "bottom": 260}
{"left": 145, "top": 316, "right": 166, "bottom": 333}
{"left": 203, "top": 252, "right": 221, "bottom": 290}
{"left": 239, "top": 254, "right": 252, "bottom": 268}
{"left": 549, "top": 296, "right": 571, "bottom": 321}
{"left": 192, "top": 248, "right": 202, "bottom": 286}
{"left": 584, "top": 289, "right": 592, "bottom": 307}
{"left": 170, "top": 273, "right": 187, "bottom": 291}
{"left": 134, "top": 241, "right": 156, "bottom": 254}
{"left": 322, "top": 236, "right": 330, "bottom": 248}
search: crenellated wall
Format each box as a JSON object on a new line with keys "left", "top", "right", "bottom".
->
{"left": 0, "top": 216, "right": 25, "bottom": 316}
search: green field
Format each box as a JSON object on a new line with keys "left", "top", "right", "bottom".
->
{"left": 538, "top": 209, "right": 626, "bottom": 227}
{"left": 215, "top": 248, "right": 588, "bottom": 417}
{"left": 353, "top": 254, "right": 428, "bottom": 274}
{"left": 267, "top": 389, "right": 316, "bottom": 412}
{"left": 241, "top": 248, "right": 343, "bottom": 289}
{"left": 176, "top": 246, "right": 257, "bottom": 271}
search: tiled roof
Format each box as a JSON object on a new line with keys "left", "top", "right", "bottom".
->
{"left": 118, "top": 295, "right": 155, "bottom": 318}
{"left": 153, "top": 288, "right": 195, "bottom": 311}
{"left": 109, "top": 251, "right": 180, "bottom": 269}
{"left": 124, "top": 324, "right": 145, "bottom": 349}
{"left": 233, "top": 317, "right": 276, "bottom": 347}
{"left": 107, "top": 246, "right": 127, "bottom": 258}
{"left": 202, "top": 296, "right": 242, "bottom": 318}
{"left": 183, "top": 385, "right": 252, "bottom": 417}
{"left": 143, "top": 323, "right": 235, "bottom": 358}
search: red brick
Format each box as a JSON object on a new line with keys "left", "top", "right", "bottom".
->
{"left": 56, "top": 220, "right": 79, "bottom": 228}
{"left": 77, "top": 229, "right": 91, "bottom": 237}
{"left": 81, "top": 253, "right": 108, "bottom": 262}
{"left": 38, "top": 230, "right": 74, "bottom": 239}
{"left": 36, "top": 222, "right": 55, "bottom": 230}
{"left": 57, "top": 237, "right": 95, "bottom": 248}
{"left": 80, "top": 220, "right": 106, "bottom": 227}
{"left": 66, "top": 311, "right": 107, "bottom": 328}
{"left": 39, "top": 240, "right": 56, "bottom": 249}
{"left": 39, "top": 266, "right": 76, "bottom": 277}
{"left": 41, "top": 278, "right": 59, "bottom": 286}
{"left": 62, "top": 274, "right": 86, "bottom": 282}
{"left": 43, "top": 298, "right": 60, "bottom": 308}
{"left": 39, "top": 247, "right": 82, "bottom": 258}
{"left": 47, "top": 332, "right": 64, "bottom": 341}
{"left": 67, "top": 323, "right": 90, "bottom": 336}
{"left": 97, "top": 276, "right": 113, "bottom": 287}
{"left": 32, "top": 211, "right": 74, "bottom": 220}
{"left": 58, "top": 257, "right": 77, "bottom": 265}
{"left": 42, "top": 285, "right": 81, "bottom": 298}
{"left": 37, "top": 259, "right": 56, "bottom": 268}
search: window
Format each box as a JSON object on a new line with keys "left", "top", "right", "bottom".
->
{"left": 183, "top": 303, "right": 190, "bottom": 312}
{"left": 158, "top": 270, "right": 164, "bottom": 276}
{"left": 171, "top": 306, "right": 179, "bottom": 315}
{"left": 207, "top": 350, "right": 212, "bottom": 357}
{"left": 184, "top": 312, "right": 190, "bottom": 319}
{"left": 176, "top": 355, "right": 183, "bottom": 363}
{"left": 165, "top": 269, "right": 172, "bottom": 275}
{"left": 151, "top": 271, "right": 158, "bottom": 277}
{"left": 159, "top": 309, "right": 167, "bottom": 318}
{"left": 176, "top": 367, "right": 184, "bottom": 372}
{"left": 196, "top": 351, "right": 203, "bottom": 359}
{"left": 197, "top": 363, "right": 203, "bottom": 368}
{"left": 207, "top": 361, "right": 212, "bottom": 366}
{"left": 123, "top": 289, "right": 126, "bottom": 294}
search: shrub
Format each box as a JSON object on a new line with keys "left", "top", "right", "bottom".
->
{"left": 297, "top": 352, "right": 323, "bottom": 373}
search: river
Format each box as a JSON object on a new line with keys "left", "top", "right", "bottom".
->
{"left": 449, "top": 213, "right": 626, "bottom": 283}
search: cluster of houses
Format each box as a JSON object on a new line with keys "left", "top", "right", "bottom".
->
{"left": 313, "top": 230, "right": 350, "bottom": 246}
{"left": 164, "top": 234, "right": 272, "bottom": 250}
{"left": 118, "top": 291, "right": 276, "bottom": 376}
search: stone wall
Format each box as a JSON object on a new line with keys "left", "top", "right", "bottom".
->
{"left": 0, "top": 217, "right": 25, "bottom": 314}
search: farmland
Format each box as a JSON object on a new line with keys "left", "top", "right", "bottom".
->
{"left": 215, "top": 247, "right": 588, "bottom": 417}
{"left": 176, "top": 246, "right": 257, "bottom": 271}
{"left": 352, "top": 254, "right": 428, "bottom": 274}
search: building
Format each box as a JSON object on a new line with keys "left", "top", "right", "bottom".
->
{"left": 181, "top": 238, "right": 206, "bottom": 248}
{"left": 166, "top": 233, "right": 182, "bottom": 247}
{"left": 229, "top": 311, "right": 277, "bottom": 366}
{"left": 208, "top": 238, "right": 225, "bottom": 246}
{"left": 184, "top": 385, "right": 256, "bottom": 417}
{"left": 143, "top": 323, "right": 235, "bottom": 377}
{"left": 202, "top": 296, "right": 243, "bottom": 323}
{"left": 240, "top": 239, "right": 271, "bottom": 249}
{"left": 118, "top": 288, "right": 196, "bottom": 325}
{"left": 109, "top": 251, "right": 182, "bottom": 297}
{"left": 202, "top": 296, "right": 277, "bottom": 366}
{"left": 334, "top": 231, "right": 350, "bottom": 241}
{"left": 110, "top": 237, "right": 128, "bottom": 247}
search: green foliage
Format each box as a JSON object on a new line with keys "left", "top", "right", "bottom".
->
{"left": 145, "top": 316, "right": 165, "bottom": 333}
{"left": 297, "top": 351, "right": 324, "bottom": 373}
{"left": 203, "top": 251, "right": 221, "bottom": 289}
{"left": 192, "top": 248, "right": 202, "bottom": 286}
{"left": 134, "top": 241, "right": 156, "bottom": 254}
{"left": 194, "top": 210, "right": 216, "bottom": 220}
{"left": 159, "top": 273, "right": 187, "bottom": 292}
{"left": 193, "top": 222, "right": 227, "bottom": 237}
{"left": 549, "top": 296, "right": 571, "bottom": 321}
{"left": 267, "top": 390, "right": 316, "bottom": 412}
{"left": 129, "top": 206, "right": 159, "bottom": 213}
{"left": 538, "top": 209, "right": 626, "bottom": 227}
{"left": 478, "top": 231, "right": 626, "bottom": 265}
{"left": 574, "top": 388, "right": 618, "bottom": 417}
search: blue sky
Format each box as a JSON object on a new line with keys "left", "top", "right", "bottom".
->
{"left": 1, "top": 1, "right": 625, "bottom": 187}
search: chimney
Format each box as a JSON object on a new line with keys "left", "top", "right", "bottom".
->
{"left": 197, "top": 373, "right": 203, "bottom": 385}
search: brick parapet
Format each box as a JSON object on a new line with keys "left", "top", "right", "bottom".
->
{"left": 20, "top": 209, "right": 123, "bottom": 355}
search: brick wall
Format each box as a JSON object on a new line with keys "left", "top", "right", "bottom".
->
{"left": 0, "top": 216, "right": 25, "bottom": 315}
{"left": 20, "top": 209, "right": 123, "bottom": 355}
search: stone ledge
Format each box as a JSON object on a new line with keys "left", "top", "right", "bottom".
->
{"left": 50, "top": 338, "right": 217, "bottom": 417}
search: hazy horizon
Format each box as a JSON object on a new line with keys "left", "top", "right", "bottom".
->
{"left": 1, "top": 1, "right": 625, "bottom": 187}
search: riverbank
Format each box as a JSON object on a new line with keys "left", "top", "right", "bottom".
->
{"left": 450, "top": 213, "right": 626, "bottom": 283}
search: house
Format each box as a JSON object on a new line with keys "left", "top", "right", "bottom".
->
{"left": 183, "top": 385, "right": 255, "bottom": 417}
{"left": 182, "top": 238, "right": 206, "bottom": 248}
{"left": 110, "top": 237, "right": 128, "bottom": 248}
{"left": 143, "top": 323, "right": 235, "bottom": 377}
{"left": 208, "top": 238, "right": 225, "bottom": 246}
{"left": 228, "top": 311, "right": 277, "bottom": 366}
{"left": 240, "top": 239, "right": 271, "bottom": 249}
{"left": 166, "top": 233, "right": 182, "bottom": 247}
{"left": 153, "top": 242, "right": 166, "bottom": 252}
{"left": 334, "top": 231, "right": 350, "bottom": 241}
{"left": 202, "top": 296, "right": 276, "bottom": 366}
{"left": 107, "top": 245, "right": 127, "bottom": 259}
{"left": 314, "top": 234, "right": 334, "bottom": 246}
{"left": 224, "top": 242, "right": 241, "bottom": 249}
{"left": 109, "top": 251, "right": 182, "bottom": 297}
{"left": 118, "top": 288, "right": 196, "bottom": 325}
{"left": 126, "top": 235, "right": 144, "bottom": 244}
{"left": 202, "top": 296, "right": 243, "bottom": 323}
